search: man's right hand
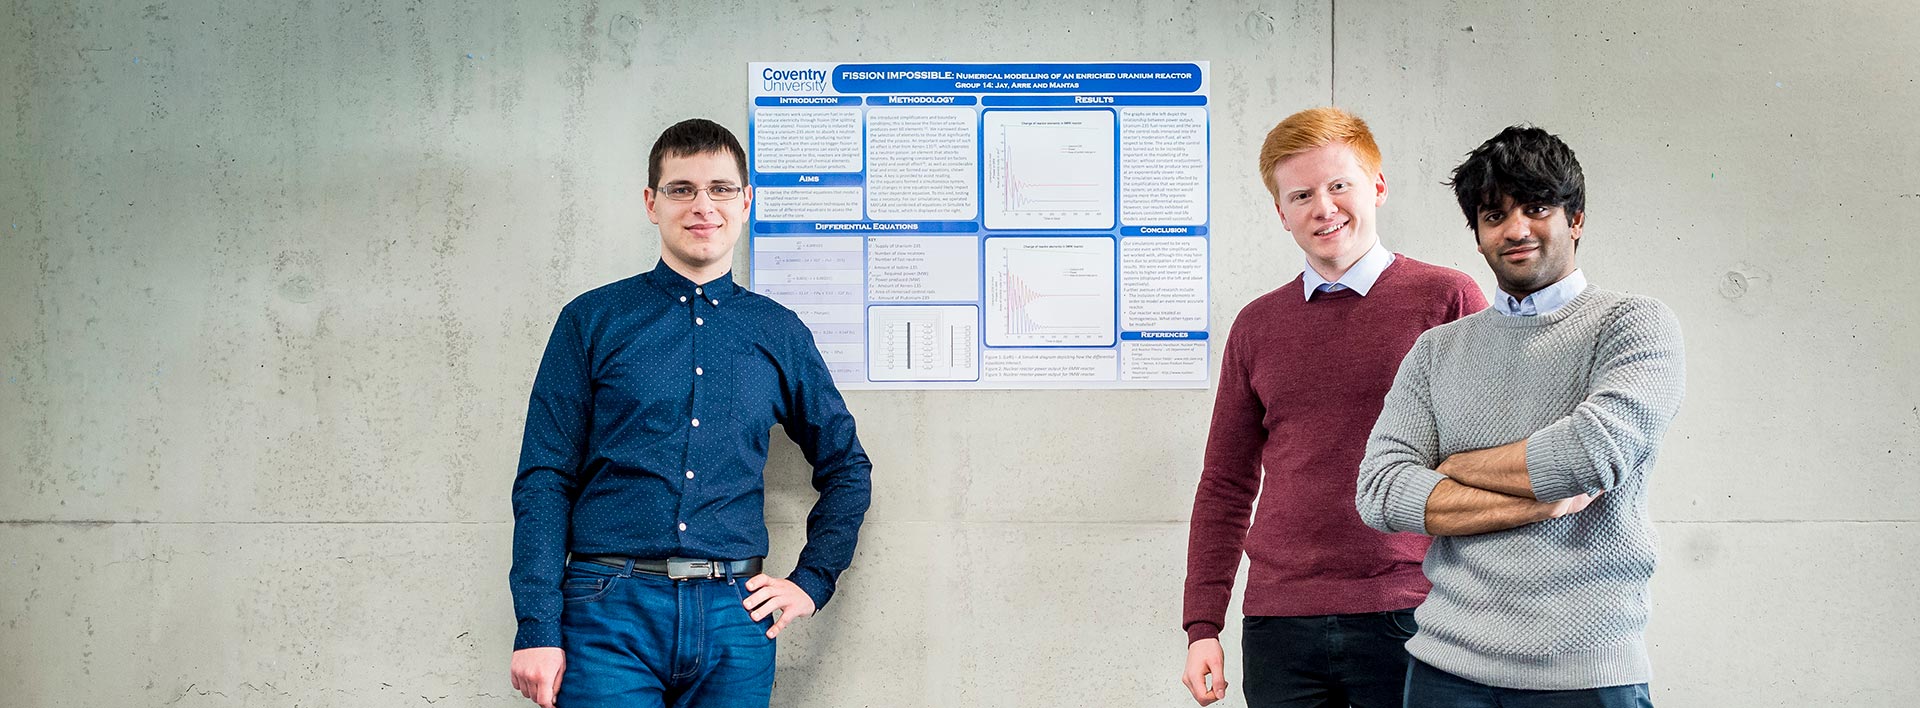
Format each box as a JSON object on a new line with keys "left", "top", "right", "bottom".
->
{"left": 1180, "top": 638, "right": 1228, "bottom": 706}
{"left": 1543, "top": 491, "right": 1602, "bottom": 520}
{"left": 510, "top": 647, "right": 566, "bottom": 708}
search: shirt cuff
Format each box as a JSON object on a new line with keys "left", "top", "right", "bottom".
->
{"left": 514, "top": 619, "right": 562, "bottom": 650}
{"left": 790, "top": 569, "right": 836, "bottom": 612}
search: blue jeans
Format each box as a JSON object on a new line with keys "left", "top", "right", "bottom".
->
{"left": 557, "top": 560, "right": 776, "bottom": 708}
{"left": 1403, "top": 659, "right": 1653, "bottom": 707}
{"left": 1241, "top": 610, "right": 1420, "bottom": 708}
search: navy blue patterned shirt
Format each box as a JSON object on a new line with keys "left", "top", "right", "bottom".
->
{"left": 509, "top": 261, "right": 872, "bottom": 650}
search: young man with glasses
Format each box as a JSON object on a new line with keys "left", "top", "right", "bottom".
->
{"left": 1357, "top": 125, "right": 1685, "bottom": 707}
{"left": 1181, "top": 107, "right": 1487, "bottom": 708}
{"left": 507, "top": 118, "right": 872, "bottom": 708}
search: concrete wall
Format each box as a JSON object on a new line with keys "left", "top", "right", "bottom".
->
{"left": 1, "top": 1, "right": 1913, "bottom": 705}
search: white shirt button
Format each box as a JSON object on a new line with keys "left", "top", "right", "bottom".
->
{"left": 695, "top": 287, "right": 703, "bottom": 295}
{"left": 696, "top": 317, "right": 705, "bottom": 326}
{"left": 686, "top": 470, "right": 695, "bottom": 479}
{"left": 710, "top": 299, "right": 719, "bottom": 306}
{"left": 691, "top": 418, "right": 700, "bottom": 427}
{"left": 695, "top": 367, "right": 704, "bottom": 376}
{"left": 679, "top": 295, "right": 687, "bottom": 303}
{"left": 678, "top": 522, "right": 687, "bottom": 531}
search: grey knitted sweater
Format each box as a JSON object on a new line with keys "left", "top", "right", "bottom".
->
{"left": 1356, "top": 285, "right": 1685, "bottom": 690}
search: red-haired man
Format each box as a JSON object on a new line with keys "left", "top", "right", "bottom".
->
{"left": 1180, "top": 107, "right": 1486, "bottom": 708}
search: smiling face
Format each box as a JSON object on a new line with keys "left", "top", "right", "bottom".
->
{"left": 1474, "top": 197, "right": 1583, "bottom": 298}
{"left": 644, "top": 148, "right": 751, "bottom": 282}
{"left": 1269, "top": 140, "right": 1388, "bottom": 280}
{"left": 1447, "top": 125, "right": 1591, "bottom": 298}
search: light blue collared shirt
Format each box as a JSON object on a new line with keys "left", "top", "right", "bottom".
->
{"left": 1303, "top": 241, "right": 1394, "bottom": 300}
{"left": 1494, "top": 269, "right": 1587, "bottom": 316}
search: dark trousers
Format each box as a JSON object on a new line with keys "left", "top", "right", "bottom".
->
{"left": 1403, "top": 659, "right": 1654, "bottom": 708}
{"left": 1241, "top": 609, "right": 1420, "bottom": 708}
{"left": 556, "top": 560, "right": 776, "bottom": 708}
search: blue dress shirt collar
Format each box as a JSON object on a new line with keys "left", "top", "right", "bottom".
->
{"left": 1303, "top": 240, "right": 1394, "bottom": 300}
{"left": 1494, "top": 269, "right": 1587, "bottom": 317}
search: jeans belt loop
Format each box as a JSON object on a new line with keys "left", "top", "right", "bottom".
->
{"left": 620, "top": 557, "right": 635, "bottom": 578}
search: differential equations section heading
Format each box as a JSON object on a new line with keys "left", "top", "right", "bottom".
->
{"left": 748, "top": 61, "right": 1211, "bottom": 390}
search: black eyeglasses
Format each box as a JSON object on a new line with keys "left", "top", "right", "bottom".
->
{"left": 656, "top": 183, "right": 745, "bottom": 202}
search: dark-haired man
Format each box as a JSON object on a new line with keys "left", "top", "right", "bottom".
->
{"left": 1356, "top": 126, "right": 1685, "bottom": 707}
{"left": 508, "top": 118, "right": 872, "bottom": 708}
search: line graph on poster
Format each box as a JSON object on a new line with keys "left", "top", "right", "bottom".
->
{"left": 984, "top": 237, "right": 1115, "bottom": 347}
{"left": 982, "top": 111, "right": 1116, "bottom": 230}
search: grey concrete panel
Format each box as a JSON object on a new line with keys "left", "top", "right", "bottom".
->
{"left": 1, "top": 1, "right": 660, "bottom": 523}
{"left": 1338, "top": 0, "right": 1920, "bottom": 522}
{"left": 940, "top": 522, "right": 1190, "bottom": 708}
{"left": 920, "top": 391, "right": 1211, "bottom": 523}
{"left": 763, "top": 393, "right": 957, "bottom": 525}
{"left": 761, "top": 520, "right": 946, "bottom": 707}
{"left": 0, "top": 521, "right": 521, "bottom": 707}
{"left": 659, "top": 521, "right": 1190, "bottom": 707}
{"left": 1649, "top": 521, "right": 1920, "bottom": 705}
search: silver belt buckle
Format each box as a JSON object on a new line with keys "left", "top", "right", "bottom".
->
{"left": 666, "top": 558, "right": 713, "bottom": 580}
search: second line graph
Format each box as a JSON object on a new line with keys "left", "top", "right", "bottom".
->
{"left": 984, "top": 237, "right": 1116, "bottom": 347}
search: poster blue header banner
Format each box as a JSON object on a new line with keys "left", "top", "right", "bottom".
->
{"left": 830, "top": 63, "right": 1205, "bottom": 94}
{"left": 980, "top": 95, "right": 1209, "bottom": 107}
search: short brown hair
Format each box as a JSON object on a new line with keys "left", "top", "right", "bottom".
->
{"left": 1257, "top": 107, "right": 1382, "bottom": 199}
{"left": 648, "top": 118, "right": 749, "bottom": 189}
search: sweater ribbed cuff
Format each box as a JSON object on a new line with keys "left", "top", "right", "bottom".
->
{"left": 1185, "top": 621, "right": 1223, "bottom": 645}
{"left": 1390, "top": 466, "right": 1448, "bottom": 535}
{"left": 1526, "top": 424, "right": 1585, "bottom": 501}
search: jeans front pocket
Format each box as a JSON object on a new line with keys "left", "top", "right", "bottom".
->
{"left": 561, "top": 569, "right": 616, "bottom": 606}
{"left": 728, "top": 579, "right": 777, "bottom": 640}
{"left": 1384, "top": 609, "right": 1419, "bottom": 640}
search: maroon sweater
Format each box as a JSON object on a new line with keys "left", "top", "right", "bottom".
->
{"left": 1183, "top": 254, "right": 1487, "bottom": 643}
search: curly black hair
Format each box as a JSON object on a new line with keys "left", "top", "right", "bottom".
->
{"left": 1445, "top": 125, "right": 1585, "bottom": 231}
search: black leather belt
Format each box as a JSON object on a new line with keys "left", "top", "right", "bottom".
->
{"left": 573, "top": 555, "right": 763, "bottom": 580}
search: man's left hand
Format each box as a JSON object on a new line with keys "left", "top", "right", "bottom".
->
{"left": 742, "top": 574, "right": 816, "bottom": 639}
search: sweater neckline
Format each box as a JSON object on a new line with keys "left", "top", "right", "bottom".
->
{"left": 1300, "top": 253, "right": 1405, "bottom": 302}
{"left": 1480, "top": 285, "right": 1607, "bottom": 328}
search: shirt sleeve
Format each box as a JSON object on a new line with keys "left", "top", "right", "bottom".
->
{"left": 1181, "top": 316, "right": 1267, "bottom": 644}
{"left": 1357, "top": 335, "right": 1449, "bottom": 536}
{"left": 508, "top": 305, "right": 593, "bottom": 649}
{"left": 1525, "top": 297, "right": 1686, "bottom": 501}
{"left": 775, "top": 319, "right": 873, "bottom": 611}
